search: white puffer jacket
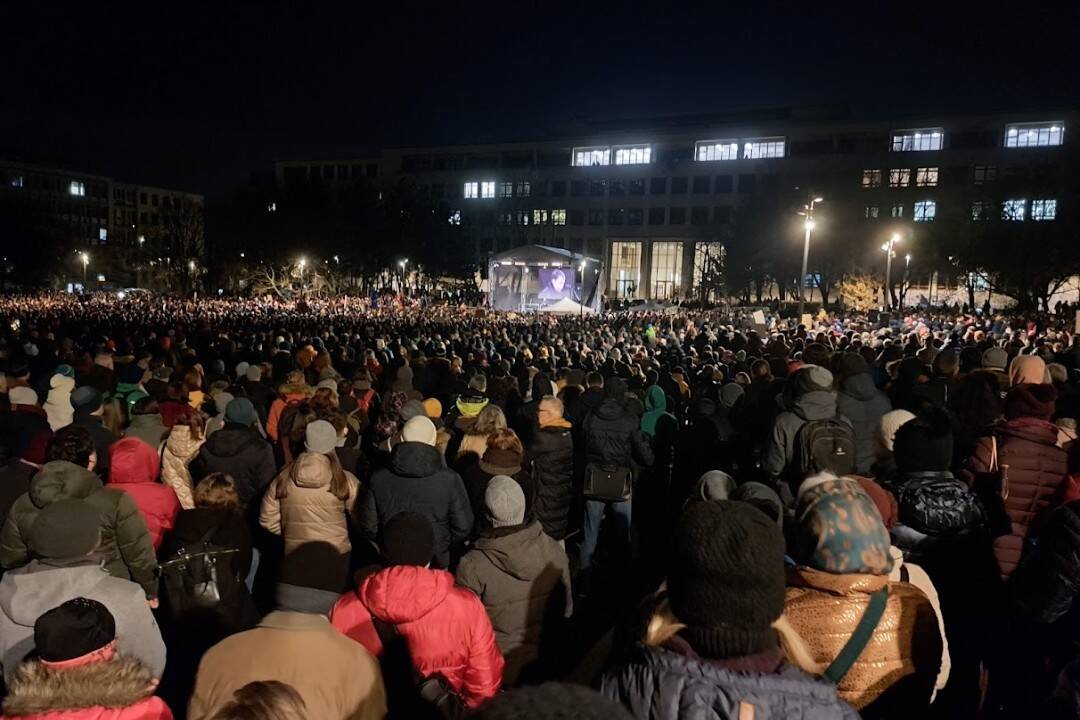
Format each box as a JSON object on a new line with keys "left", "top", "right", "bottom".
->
{"left": 161, "top": 424, "right": 205, "bottom": 509}
{"left": 43, "top": 374, "right": 75, "bottom": 431}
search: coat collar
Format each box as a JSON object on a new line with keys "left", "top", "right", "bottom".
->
{"left": 259, "top": 609, "right": 332, "bottom": 631}
{"left": 786, "top": 566, "right": 888, "bottom": 595}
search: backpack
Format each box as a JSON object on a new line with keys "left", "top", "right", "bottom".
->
{"left": 157, "top": 524, "right": 241, "bottom": 620}
{"left": 371, "top": 616, "right": 465, "bottom": 720}
{"left": 792, "top": 418, "right": 856, "bottom": 479}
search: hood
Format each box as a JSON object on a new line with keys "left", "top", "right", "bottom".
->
{"left": 360, "top": 565, "right": 454, "bottom": 623}
{"left": 392, "top": 365, "right": 415, "bottom": 392}
{"left": 28, "top": 461, "right": 101, "bottom": 508}
{"left": 108, "top": 437, "right": 161, "bottom": 485}
{"left": 128, "top": 413, "right": 165, "bottom": 431}
{"left": 644, "top": 385, "right": 667, "bottom": 413}
{"left": 0, "top": 562, "right": 106, "bottom": 627}
{"left": 595, "top": 397, "right": 627, "bottom": 422}
{"left": 473, "top": 522, "right": 552, "bottom": 580}
{"left": 290, "top": 452, "right": 333, "bottom": 488}
{"left": 791, "top": 390, "right": 837, "bottom": 421}
{"left": 531, "top": 375, "right": 552, "bottom": 402}
{"left": 455, "top": 397, "right": 488, "bottom": 419}
{"left": 580, "top": 387, "right": 605, "bottom": 411}
{"left": 1002, "top": 417, "right": 1061, "bottom": 446}
{"left": 3, "top": 655, "right": 156, "bottom": 716}
{"left": 841, "top": 373, "right": 879, "bottom": 402}
{"left": 389, "top": 441, "right": 444, "bottom": 478}
{"left": 204, "top": 425, "right": 263, "bottom": 457}
{"left": 166, "top": 424, "right": 204, "bottom": 458}
{"left": 48, "top": 374, "right": 75, "bottom": 392}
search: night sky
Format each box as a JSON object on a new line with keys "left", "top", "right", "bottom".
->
{"left": 3, "top": 2, "right": 1078, "bottom": 197}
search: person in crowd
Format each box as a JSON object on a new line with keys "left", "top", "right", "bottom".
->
{"left": 1, "top": 598, "right": 172, "bottom": 719}
{"left": 159, "top": 381, "right": 193, "bottom": 429}
{"left": 834, "top": 353, "right": 892, "bottom": 475}
{"left": 190, "top": 398, "right": 276, "bottom": 510}
{"left": 422, "top": 397, "right": 452, "bottom": 457}
{"left": 601, "top": 500, "right": 858, "bottom": 719}
{"left": 70, "top": 386, "right": 118, "bottom": 477}
{"left": 0, "top": 442, "right": 38, "bottom": 528}
{"left": 0, "top": 499, "right": 166, "bottom": 683}
{"left": 190, "top": 545, "right": 386, "bottom": 720}
{"left": 456, "top": 476, "right": 572, "bottom": 684}
{"left": 205, "top": 681, "right": 306, "bottom": 720}
{"left": 527, "top": 396, "right": 575, "bottom": 542}
{"left": 161, "top": 410, "right": 207, "bottom": 510}
{"left": 462, "top": 428, "right": 531, "bottom": 533}
{"left": 871, "top": 409, "right": 915, "bottom": 481}
{"left": 1010, "top": 354, "right": 1050, "bottom": 387}
{"left": 763, "top": 365, "right": 843, "bottom": 481}
{"left": 0, "top": 387, "right": 51, "bottom": 462}
{"left": 981, "top": 347, "right": 1011, "bottom": 398}
{"left": 42, "top": 367, "right": 75, "bottom": 431}
{"left": 238, "top": 365, "right": 272, "bottom": 424}
{"left": 0, "top": 427, "right": 159, "bottom": 601}
{"left": 124, "top": 396, "right": 169, "bottom": 450}
{"left": 106, "top": 437, "right": 180, "bottom": 549}
{"left": 453, "top": 401, "right": 504, "bottom": 464}
{"left": 784, "top": 476, "right": 942, "bottom": 716}
{"left": 359, "top": 416, "right": 473, "bottom": 569}
{"left": 204, "top": 391, "right": 234, "bottom": 438}
{"left": 331, "top": 512, "right": 504, "bottom": 710}
{"left": 265, "top": 371, "right": 312, "bottom": 445}
{"left": 114, "top": 362, "right": 150, "bottom": 419}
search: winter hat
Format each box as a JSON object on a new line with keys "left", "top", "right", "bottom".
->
{"left": 691, "top": 470, "right": 737, "bottom": 503}
{"left": 1009, "top": 355, "right": 1049, "bottom": 387}
{"left": 604, "top": 376, "right": 628, "bottom": 400}
{"left": 54, "top": 364, "right": 75, "bottom": 378}
{"left": 1048, "top": 363, "right": 1069, "bottom": 384}
{"left": 8, "top": 386, "right": 37, "bottom": 406}
{"left": 877, "top": 409, "right": 916, "bottom": 454}
{"left": 245, "top": 365, "right": 262, "bottom": 382}
{"left": 730, "top": 482, "right": 784, "bottom": 529}
{"left": 667, "top": 501, "right": 785, "bottom": 658}
{"left": 719, "top": 382, "right": 744, "bottom": 409}
{"left": 29, "top": 499, "right": 100, "bottom": 559}
{"left": 982, "top": 347, "right": 1008, "bottom": 371}
{"left": 224, "top": 397, "right": 257, "bottom": 427}
{"left": 316, "top": 378, "right": 338, "bottom": 394}
{"left": 485, "top": 475, "right": 526, "bottom": 528}
{"left": 803, "top": 343, "right": 832, "bottom": 368}
{"left": 854, "top": 476, "right": 899, "bottom": 530}
{"left": 400, "top": 400, "right": 426, "bottom": 422}
{"left": 275, "top": 542, "right": 349, "bottom": 615}
{"left": 794, "top": 365, "right": 834, "bottom": 394}
{"left": 70, "top": 386, "right": 103, "bottom": 413}
{"left": 212, "top": 391, "right": 234, "bottom": 416}
{"left": 893, "top": 410, "right": 953, "bottom": 472}
{"left": 834, "top": 352, "right": 869, "bottom": 380}
{"left": 401, "top": 416, "right": 437, "bottom": 446}
{"left": 117, "top": 363, "right": 145, "bottom": 386}
{"left": 235, "top": 361, "right": 250, "bottom": 379}
{"left": 381, "top": 512, "right": 435, "bottom": 566}
{"left": 472, "top": 683, "right": 635, "bottom": 720}
{"left": 422, "top": 398, "right": 443, "bottom": 420}
{"left": 304, "top": 420, "right": 338, "bottom": 454}
{"left": 794, "top": 477, "right": 893, "bottom": 575}
{"left": 1004, "top": 383, "right": 1057, "bottom": 421}
{"left": 34, "top": 598, "right": 116, "bottom": 664}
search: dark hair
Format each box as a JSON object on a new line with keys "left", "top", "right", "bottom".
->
{"left": 130, "top": 396, "right": 160, "bottom": 416}
{"left": 194, "top": 473, "right": 240, "bottom": 510}
{"left": 586, "top": 371, "right": 604, "bottom": 388}
{"left": 48, "top": 426, "right": 95, "bottom": 467}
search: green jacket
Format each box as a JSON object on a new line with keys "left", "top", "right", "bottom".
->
{"left": 0, "top": 461, "right": 158, "bottom": 598}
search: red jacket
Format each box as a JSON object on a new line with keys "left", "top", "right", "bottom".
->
{"left": 107, "top": 437, "right": 180, "bottom": 549}
{"left": 330, "top": 566, "right": 503, "bottom": 708}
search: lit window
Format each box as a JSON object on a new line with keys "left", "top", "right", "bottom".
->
{"left": 695, "top": 140, "right": 739, "bottom": 162}
{"left": 515, "top": 181, "right": 530, "bottom": 197}
{"left": 614, "top": 145, "right": 651, "bottom": 165}
{"left": 10, "top": 175, "right": 24, "bottom": 188}
{"left": 1002, "top": 199, "right": 1026, "bottom": 221}
{"left": 98, "top": 228, "right": 108, "bottom": 241}
{"left": 742, "top": 138, "right": 785, "bottom": 159}
{"left": 971, "top": 201, "right": 989, "bottom": 221}
{"left": 463, "top": 182, "right": 478, "bottom": 199}
{"left": 572, "top": 147, "right": 610, "bottom": 167}
{"left": 650, "top": 242, "right": 684, "bottom": 299}
{"left": 861, "top": 169, "right": 882, "bottom": 188}
{"left": 551, "top": 209, "right": 567, "bottom": 226}
{"left": 69, "top": 181, "right": 86, "bottom": 196}
{"left": 533, "top": 209, "right": 548, "bottom": 225}
{"left": 1032, "top": 199, "right": 1057, "bottom": 221}
{"left": 888, "top": 169, "right": 911, "bottom": 188}
{"left": 693, "top": 243, "right": 724, "bottom": 298}
{"left": 267, "top": 202, "right": 277, "bottom": 212}
{"left": 610, "top": 241, "right": 641, "bottom": 298}
{"left": 865, "top": 205, "right": 880, "bottom": 220}
{"left": 448, "top": 210, "right": 461, "bottom": 225}
{"left": 1005, "top": 122, "right": 1064, "bottom": 148}
{"left": 891, "top": 128, "right": 944, "bottom": 152}
{"left": 914, "top": 200, "right": 936, "bottom": 222}
{"left": 891, "top": 203, "right": 904, "bottom": 218}
{"left": 499, "top": 182, "right": 513, "bottom": 198}
{"left": 516, "top": 210, "right": 530, "bottom": 225}
{"left": 916, "top": 167, "right": 939, "bottom": 187}
{"left": 481, "top": 181, "right": 495, "bottom": 199}
{"left": 499, "top": 212, "right": 513, "bottom": 226}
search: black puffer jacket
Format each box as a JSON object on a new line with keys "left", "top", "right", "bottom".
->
{"left": 189, "top": 423, "right": 277, "bottom": 509}
{"left": 583, "top": 380, "right": 654, "bottom": 471}
{"left": 527, "top": 422, "right": 575, "bottom": 540}
{"left": 1011, "top": 500, "right": 1080, "bottom": 625}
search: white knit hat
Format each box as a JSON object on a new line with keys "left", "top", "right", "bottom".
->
{"left": 401, "top": 416, "right": 437, "bottom": 447}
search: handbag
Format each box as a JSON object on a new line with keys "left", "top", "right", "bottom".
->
{"left": 371, "top": 617, "right": 465, "bottom": 720}
{"left": 157, "top": 524, "right": 240, "bottom": 619}
{"left": 970, "top": 436, "right": 1012, "bottom": 539}
{"left": 583, "top": 463, "right": 633, "bottom": 502}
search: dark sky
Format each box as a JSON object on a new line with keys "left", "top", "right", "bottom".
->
{"left": 3, "top": 1, "right": 1078, "bottom": 197}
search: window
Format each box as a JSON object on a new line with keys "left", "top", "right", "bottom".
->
{"left": 98, "top": 228, "right": 107, "bottom": 242}
{"left": 650, "top": 177, "right": 667, "bottom": 194}
{"left": 499, "top": 212, "right": 513, "bottom": 226}
{"left": 691, "top": 207, "right": 709, "bottom": 225}
{"left": 608, "top": 208, "right": 626, "bottom": 226}
{"left": 551, "top": 180, "right": 566, "bottom": 197}
{"left": 865, "top": 204, "right": 880, "bottom": 220}
{"left": 499, "top": 182, "right": 513, "bottom": 198}
{"left": 650, "top": 242, "right": 684, "bottom": 299}
{"left": 610, "top": 241, "right": 641, "bottom": 298}
{"left": 464, "top": 182, "right": 479, "bottom": 199}
{"left": 588, "top": 209, "right": 605, "bottom": 226}
{"left": 861, "top": 169, "right": 883, "bottom": 188}
{"left": 589, "top": 180, "right": 606, "bottom": 197}
{"left": 916, "top": 167, "right": 939, "bottom": 187}
{"left": 671, "top": 177, "right": 688, "bottom": 194}
{"left": 914, "top": 200, "right": 936, "bottom": 222}
{"left": 140, "top": 192, "right": 148, "bottom": 204}
{"left": 69, "top": 181, "right": 86, "bottom": 196}
{"left": 693, "top": 176, "right": 711, "bottom": 194}
{"left": 714, "top": 175, "right": 733, "bottom": 193}
{"left": 695, "top": 140, "right": 739, "bottom": 162}
{"left": 448, "top": 209, "right": 461, "bottom": 225}
{"left": 629, "top": 178, "right": 645, "bottom": 195}
{"left": 572, "top": 146, "right": 610, "bottom": 166}
{"left": 888, "top": 169, "right": 911, "bottom": 188}
{"left": 694, "top": 242, "right": 724, "bottom": 292}
{"left": 973, "top": 165, "right": 997, "bottom": 185}
{"left": 614, "top": 145, "right": 651, "bottom": 165}
{"left": 569, "top": 209, "right": 584, "bottom": 226}
{"left": 971, "top": 201, "right": 989, "bottom": 221}
{"left": 1002, "top": 199, "right": 1026, "bottom": 221}
{"left": 516, "top": 210, "right": 531, "bottom": 225}
{"left": 610, "top": 179, "right": 626, "bottom": 196}
{"left": 738, "top": 174, "right": 756, "bottom": 193}
{"left": 742, "top": 137, "right": 786, "bottom": 159}
{"left": 891, "top": 128, "right": 944, "bottom": 152}
{"left": 10, "top": 175, "right": 24, "bottom": 188}
{"left": 1005, "top": 122, "right": 1064, "bottom": 148}
{"left": 481, "top": 181, "right": 496, "bottom": 199}
{"left": 1032, "top": 199, "right": 1057, "bottom": 221}
{"left": 714, "top": 206, "right": 732, "bottom": 224}
{"left": 267, "top": 202, "right": 277, "bottom": 212}
{"left": 648, "top": 207, "right": 666, "bottom": 225}
{"left": 552, "top": 209, "right": 567, "bottom": 226}
{"left": 533, "top": 209, "right": 548, "bottom": 225}
{"left": 891, "top": 203, "right": 904, "bottom": 218}
{"left": 628, "top": 208, "right": 643, "bottom": 225}
{"left": 669, "top": 207, "right": 687, "bottom": 224}
{"left": 570, "top": 180, "right": 586, "bottom": 197}
{"left": 515, "top": 181, "right": 530, "bottom": 197}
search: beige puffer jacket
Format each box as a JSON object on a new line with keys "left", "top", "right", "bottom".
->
{"left": 259, "top": 452, "right": 359, "bottom": 554}
{"left": 161, "top": 425, "right": 206, "bottom": 509}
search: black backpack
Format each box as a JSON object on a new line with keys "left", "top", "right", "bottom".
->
{"left": 371, "top": 617, "right": 465, "bottom": 720}
{"left": 791, "top": 418, "right": 856, "bottom": 480}
{"left": 157, "top": 524, "right": 241, "bottom": 620}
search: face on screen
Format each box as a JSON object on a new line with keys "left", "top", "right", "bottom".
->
{"left": 550, "top": 271, "right": 565, "bottom": 293}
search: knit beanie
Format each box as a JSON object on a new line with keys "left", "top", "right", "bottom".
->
{"left": 1004, "top": 383, "right": 1057, "bottom": 421}
{"left": 422, "top": 398, "right": 443, "bottom": 420}
{"left": 485, "top": 475, "right": 525, "bottom": 528}
{"left": 224, "top": 397, "right": 257, "bottom": 427}
{"left": 29, "top": 499, "right": 100, "bottom": 559}
{"left": 316, "top": 379, "right": 338, "bottom": 394}
{"left": 234, "top": 362, "right": 250, "bottom": 379}
{"left": 400, "top": 400, "right": 426, "bottom": 422}
{"left": 730, "top": 482, "right": 784, "bottom": 529}
{"left": 70, "top": 386, "right": 103, "bottom": 413}
{"left": 692, "top": 470, "right": 737, "bottom": 502}
{"left": 877, "top": 409, "right": 915, "bottom": 454}
{"left": 212, "top": 391, "right": 234, "bottom": 416}
{"left": 1009, "top": 355, "right": 1049, "bottom": 387}
{"left": 719, "top": 383, "right": 744, "bottom": 409}
{"left": 1048, "top": 363, "right": 1069, "bottom": 384}
{"left": 794, "top": 365, "right": 834, "bottom": 395}
{"left": 668, "top": 501, "right": 785, "bottom": 658}
{"left": 795, "top": 477, "right": 894, "bottom": 575}
{"left": 304, "top": 420, "right": 338, "bottom": 455}
{"left": 893, "top": 411, "right": 953, "bottom": 472}
{"left": 117, "top": 363, "right": 145, "bottom": 386}
{"left": 803, "top": 343, "right": 832, "bottom": 368}
{"left": 381, "top": 512, "right": 435, "bottom": 566}
{"left": 854, "top": 476, "right": 899, "bottom": 530}
{"left": 8, "top": 387, "right": 38, "bottom": 406}
{"left": 982, "top": 347, "right": 1008, "bottom": 371}
{"left": 401, "top": 416, "right": 437, "bottom": 446}
{"left": 245, "top": 365, "right": 262, "bottom": 382}
{"left": 834, "top": 352, "right": 869, "bottom": 380}
{"left": 34, "top": 598, "right": 115, "bottom": 664}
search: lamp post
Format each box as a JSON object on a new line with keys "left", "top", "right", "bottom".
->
{"left": 881, "top": 233, "right": 902, "bottom": 310}
{"left": 902, "top": 253, "right": 911, "bottom": 308}
{"left": 579, "top": 260, "right": 587, "bottom": 320}
{"left": 797, "top": 197, "right": 823, "bottom": 324}
{"left": 399, "top": 259, "right": 408, "bottom": 295}
{"left": 80, "top": 252, "right": 89, "bottom": 289}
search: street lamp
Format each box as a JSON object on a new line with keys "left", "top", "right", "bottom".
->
{"left": 399, "top": 258, "right": 408, "bottom": 295}
{"left": 881, "top": 232, "right": 902, "bottom": 310}
{"left": 797, "top": 197, "right": 823, "bottom": 323}
{"left": 80, "top": 252, "right": 90, "bottom": 288}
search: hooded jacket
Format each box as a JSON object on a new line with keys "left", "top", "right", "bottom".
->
{"left": 107, "top": 438, "right": 180, "bottom": 549}
{"left": 640, "top": 385, "right": 670, "bottom": 436}
{"left": 330, "top": 566, "right": 504, "bottom": 709}
{"left": 582, "top": 380, "right": 654, "bottom": 472}
{"left": 259, "top": 452, "right": 359, "bottom": 555}
{"left": 836, "top": 374, "right": 892, "bottom": 475}
{"left": 0, "top": 461, "right": 158, "bottom": 598}
{"left": 0, "top": 560, "right": 166, "bottom": 683}
{"left": 160, "top": 425, "right": 205, "bottom": 510}
{"left": 358, "top": 442, "right": 473, "bottom": 569}
{"left": 43, "top": 373, "right": 75, "bottom": 431}
{"left": 455, "top": 522, "right": 572, "bottom": 684}
{"left": 189, "top": 424, "right": 276, "bottom": 509}
{"left": 123, "top": 414, "right": 168, "bottom": 451}
{"left": 1011, "top": 500, "right": 1080, "bottom": 626}
{"left": 527, "top": 420, "right": 575, "bottom": 540}
{"left": 763, "top": 389, "right": 839, "bottom": 479}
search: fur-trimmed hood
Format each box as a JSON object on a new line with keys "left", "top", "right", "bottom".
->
{"left": 3, "top": 656, "right": 157, "bottom": 715}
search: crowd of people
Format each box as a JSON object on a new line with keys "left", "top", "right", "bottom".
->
{"left": 0, "top": 291, "right": 1079, "bottom": 719}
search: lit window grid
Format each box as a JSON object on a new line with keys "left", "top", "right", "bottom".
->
{"left": 693, "top": 242, "right": 724, "bottom": 287}
{"left": 1005, "top": 123, "right": 1064, "bottom": 148}
{"left": 742, "top": 139, "right": 785, "bottom": 159}
{"left": 889, "top": 169, "right": 911, "bottom": 188}
{"left": 532, "top": 209, "right": 548, "bottom": 225}
{"left": 891, "top": 204, "right": 904, "bottom": 218}
{"left": 916, "top": 167, "right": 939, "bottom": 187}
{"left": 865, "top": 205, "right": 880, "bottom": 219}
{"left": 463, "top": 182, "right": 478, "bottom": 199}
{"left": 572, "top": 147, "right": 611, "bottom": 167}
{"left": 1002, "top": 199, "right": 1026, "bottom": 221}
{"left": 861, "top": 169, "right": 882, "bottom": 188}
{"left": 516, "top": 181, "right": 531, "bottom": 197}
{"left": 69, "top": 181, "right": 86, "bottom": 196}
{"left": 610, "top": 242, "right": 641, "bottom": 298}
{"left": 551, "top": 209, "right": 567, "bottom": 226}
{"left": 891, "top": 129, "right": 944, "bottom": 152}
{"left": 914, "top": 201, "right": 936, "bottom": 222}
{"left": 614, "top": 145, "right": 652, "bottom": 165}
{"left": 971, "top": 202, "right": 988, "bottom": 221}
{"left": 696, "top": 141, "right": 739, "bottom": 162}
{"left": 1032, "top": 199, "right": 1057, "bottom": 221}
{"left": 499, "top": 182, "right": 513, "bottom": 198}
{"left": 481, "top": 181, "right": 496, "bottom": 199}
{"left": 650, "top": 242, "right": 683, "bottom": 299}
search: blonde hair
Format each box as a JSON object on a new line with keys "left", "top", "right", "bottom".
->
{"left": 457, "top": 405, "right": 507, "bottom": 459}
{"left": 209, "top": 680, "right": 306, "bottom": 720}
{"left": 194, "top": 473, "right": 240, "bottom": 510}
